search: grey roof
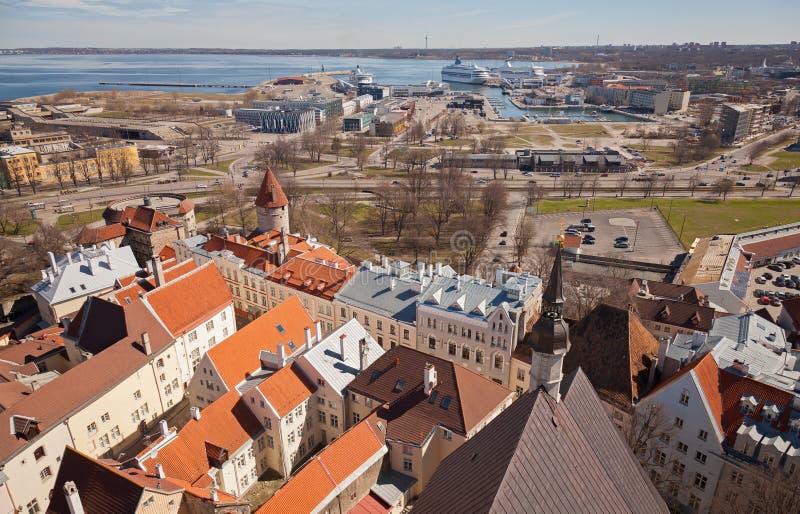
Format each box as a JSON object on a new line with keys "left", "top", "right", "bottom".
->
{"left": 181, "top": 234, "right": 208, "bottom": 248}
{"left": 334, "top": 261, "right": 456, "bottom": 325}
{"left": 709, "top": 311, "right": 787, "bottom": 352}
{"left": 297, "top": 319, "right": 384, "bottom": 395}
{"left": 710, "top": 336, "right": 800, "bottom": 394}
{"left": 412, "top": 369, "right": 668, "bottom": 514}
{"left": 418, "top": 271, "right": 539, "bottom": 321}
{"left": 370, "top": 470, "right": 417, "bottom": 506}
{"left": 31, "top": 244, "right": 140, "bottom": 305}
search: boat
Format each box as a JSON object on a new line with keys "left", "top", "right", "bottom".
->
{"left": 441, "top": 57, "right": 492, "bottom": 85}
{"left": 348, "top": 65, "right": 373, "bottom": 87}
{"left": 600, "top": 105, "right": 614, "bottom": 112}
{"left": 491, "top": 59, "right": 545, "bottom": 79}
{"left": 591, "top": 111, "right": 599, "bottom": 116}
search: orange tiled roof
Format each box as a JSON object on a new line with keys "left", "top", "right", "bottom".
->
{"left": 741, "top": 233, "right": 800, "bottom": 263}
{"left": 144, "top": 390, "right": 262, "bottom": 486}
{"left": 75, "top": 223, "right": 126, "bottom": 245}
{"left": 202, "top": 234, "right": 278, "bottom": 272}
{"left": 256, "top": 414, "right": 386, "bottom": 514}
{"left": 112, "top": 259, "right": 197, "bottom": 306}
{"left": 159, "top": 244, "right": 176, "bottom": 261}
{"left": 142, "top": 262, "right": 232, "bottom": 336}
{"left": 267, "top": 247, "right": 355, "bottom": 301}
{"left": 255, "top": 168, "right": 288, "bottom": 209}
{"left": 121, "top": 206, "right": 181, "bottom": 233}
{"left": 257, "top": 364, "right": 316, "bottom": 417}
{"left": 205, "top": 296, "right": 314, "bottom": 389}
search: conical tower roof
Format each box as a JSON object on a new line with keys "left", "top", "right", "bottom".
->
{"left": 542, "top": 245, "right": 564, "bottom": 307}
{"left": 255, "top": 168, "right": 288, "bottom": 209}
{"left": 530, "top": 244, "right": 569, "bottom": 355}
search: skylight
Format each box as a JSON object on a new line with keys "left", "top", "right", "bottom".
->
{"left": 394, "top": 379, "right": 406, "bottom": 392}
{"left": 276, "top": 323, "right": 285, "bottom": 334}
{"left": 440, "top": 396, "right": 452, "bottom": 409}
{"left": 370, "top": 370, "right": 381, "bottom": 382}
{"left": 287, "top": 341, "right": 296, "bottom": 350}
{"left": 428, "top": 391, "right": 439, "bottom": 404}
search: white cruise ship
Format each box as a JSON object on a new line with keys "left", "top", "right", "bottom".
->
{"left": 492, "top": 60, "right": 545, "bottom": 80}
{"left": 349, "top": 66, "right": 373, "bottom": 87}
{"left": 441, "top": 57, "right": 492, "bottom": 84}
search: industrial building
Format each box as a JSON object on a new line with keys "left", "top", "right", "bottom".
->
{"left": 718, "top": 103, "right": 770, "bottom": 143}
{"left": 515, "top": 149, "right": 628, "bottom": 173}
{"left": 586, "top": 84, "right": 690, "bottom": 114}
{"left": 343, "top": 112, "right": 373, "bottom": 132}
{"left": 234, "top": 108, "right": 316, "bottom": 134}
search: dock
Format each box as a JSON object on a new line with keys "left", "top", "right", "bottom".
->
{"left": 98, "top": 81, "right": 255, "bottom": 89}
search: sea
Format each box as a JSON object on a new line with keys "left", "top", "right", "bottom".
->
{"left": 0, "top": 53, "right": 639, "bottom": 121}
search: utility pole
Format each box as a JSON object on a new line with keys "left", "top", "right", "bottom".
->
{"left": 679, "top": 213, "right": 687, "bottom": 243}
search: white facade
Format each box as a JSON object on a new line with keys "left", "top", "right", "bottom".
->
{"left": 168, "top": 305, "right": 236, "bottom": 386}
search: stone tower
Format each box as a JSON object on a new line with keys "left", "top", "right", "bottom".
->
{"left": 255, "top": 167, "right": 290, "bottom": 234}
{"left": 529, "top": 245, "right": 570, "bottom": 401}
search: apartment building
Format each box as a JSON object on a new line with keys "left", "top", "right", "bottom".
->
{"left": 334, "top": 258, "right": 455, "bottom": 351}
{"left": 416, "top": 269, "right": 541, "bottom": 386}
{"left": 719, "top": 103, "right": 771, "bottom": 143}
{"left": 188, "top": 296, "right": 317, "bottom": 408}
{"left": 346, "top": 346, "right": 514, "bottom": 497}
{"left": 30, "top": 242, "right": 141, "bottom": 325}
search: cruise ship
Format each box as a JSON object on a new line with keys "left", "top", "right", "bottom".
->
{"left": 348, "top": 66, "right": 373, "bottom": 87}
{"left": 491, "top": 60, "right": 545, "bottom": 80}
{"left": 441, "top": 57, "right": 492, "bottom": 84}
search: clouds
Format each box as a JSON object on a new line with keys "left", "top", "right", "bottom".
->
{"left": 14, "top": 0, "right": 188, "bottom": 17}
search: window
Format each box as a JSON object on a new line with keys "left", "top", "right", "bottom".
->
{"left": 364, "top": 315, "right": 370, "bottom": 327}
{"left": 267, "top": 435, "right": 274, "bottom": 449}
{"left": 403, "top": 329, "right": 409, "bottom": 340}
{"left": 403, "top": 458, "right": 413, "bottom": 472}
{"left": 26, "top": 499, "right": 40, "bottom": 514}
{"left": 156, "top": 358, "right": 164, "bottom": 369}
{"left": 264, "top": 417, "right": 272, "bottom": 430}
{"left": 698, "top": 429, "right": 708, "bottom": 441}
{"left": 318, "top": 411, "right": 326, "bottom": 424}
{"left": 731, "top": 470, "right": 743, "bottom": 485}
{"left": 677, "top": 441, "right": 688, "bottom": 454}
{"left": 133, "top": 390, "right": 142, "bottom": 400}
{"left": 39, "top": 466, "right": 52, "bottom": 481}
{"left": 448, "top": 342, "right": 456, "bottom": 355}
{"left": 461, "top": 346, "right": 470, "bottom": 359}
{"left": 390, "top": 325, "right": 396, "bottom": 335}
{"left": 111, "top": 426, "right": 121, "bottom": 439}
{"left": 288, "top": 431, "right": 295, "bottom": 444}
{"left": 99, "top": 434, "right": 110, "bottom": 448}
{"left": 659, "top": 433, "right": 671, "bottom": 444}
{"left": 517, "top": 369, "right": 525, "bottom": 381}
{"left": 493, "top": 354, "right": 503, "bottom": 370}
{"left": 208, "top": 336, "right": 216, "bottom": 347}
{"left": 131, "top": 409, "right": 141, "bottom": 424}
{"left": 693, "top": 473, "right": 707, "bottom": 491}
{"left": 376, "top": 320, "right": 383, "bottom": 330}
{"left": 341, "top": 307, "right": 346, "bottom": 318}
{"left": 674, "top": 416, "right": 684, "bottom": 428}
{"left": 258, "top": 437, "right": 265, "bottom": 451}
{"left": 695, "top": 450, "right": 707, "bottom": 464}
{"left": 286, "top": 412, "right": 293, "bottom": 424}
{"left": 476, "top": 349, "right": 483, "bottom": 364}
{"left": 330, "top": 414, "right": 339, "bottom": 429}
{"left": 442, "top": 428, "right": 452, "bottom": 441}
{"left": 188, "top": 331, "right": 198, "bottom": 342}
{"left": 428, "top": 336, "right": 436, "bottom": 350}
{"left": 353, "top": 412, "right": 361, "bottom": 424}
{"left": 87, "top": 422, "right": 97, "bottom": 436}
{"left": 672, "top": 461, "right": 685, "bottom": 477}
{"left": 221, "top": 310, "right": 227, "bottom": 321}
{"left": 402, "top": 445, "right": 413, "bottom": 455}
{"left": 655, "top": 451, "right": 667, "bottom": 466}
{"left": 34, "top": 446, "right": 45, "bottom": 461}
{"left": 688, "top": 494, "right": 701, "bottom": 511}
{"left": 680, "top": 390, "right": 690, "bottom": 405}
{"left": 206, "top": 320, "right": 214, "bottom": 331}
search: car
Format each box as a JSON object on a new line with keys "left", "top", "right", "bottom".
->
{"left": 583, "top": 234, "right": 596, "bottom": 240}
{"left": 471, "top": 170, "right": 478, "bottom": 174}
{"left": 759, "top": 296, "right": 772, "bottom": 305}
{"left": 581, "top": 218, "right": 592, "bottom": 224}
{"left": 784, "top": 262, "right": 795, "bottom": 269}
{"left": 582, "top": 238, "right": 595, "bottom": 245}
{"left": 698, "top": 182, "right": 709, "bottom": 186}
{"left": 212, "top": 179, "right": 222, "bottom": 185}
{"left": 766, "top": 291, "right": 776, "bottom": 297}
{"left": 756, "top": 182, "right": 766, "bottom": 187}
{"left": 498, "top": 240, "right": 507, "bottom": 246}
{"left": 196, "top": 184, "right": 208, "bottom": 189}
{"left": 768, "top": 265, "right": 783, "bottom": 273}
{"left": 565, "top": 230, "right": 581, "bottom": 236}
{"left": 742, "top": 176, "right": 751, "bottom": 180}
{"left": 614, "top": 241, "right": 630, "bottom": 249}
{"left": 528, "top": 180, "right": 537, "bottom": 184}
{"left": 775, "top": 279, "right": 785, "bottom": 287}
{"left": 777, "top": 291, "right": 787, "bottom": 300}
{"left": 755, "top": 276, "right": 767, "bottom": 284}
{"left": 601, "top": 173, "right": 609, "bottom": 177}
{"left": 763, "top": 271, "right": 774, "bottom": 279}
{"left": 615, "top": 236, "right": 629, "bottom": 242}
{"left": 793, "top": 257, "right": 800, "bottom": 265}
{"left": 767, "top": 173, "right": 775, "bottom": 178}
{"left": 499, "top": 231, "right": 508, "bottom": 237}
{"left": 492, "top": 256, "right": 502, "bottom": 263}
{"left": 754, "top": 289, "right": 765, "bottom": 298}
{"left": 735, "top": 182, "right": 746, "bottom": 186}
{"left": 549, "top": 173, "right": 561, "bottom": 178}
{"left": 772, "top": 298, "right": 782, "bottom": 307}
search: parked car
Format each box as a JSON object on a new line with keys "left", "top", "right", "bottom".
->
{"left": 763, "top": 272, "right": 774, "bottom": 279}
{"left": 499, "top": 231, "right": 508, "bottom": 237}
{"left": 615, "top": 236, "right": 629, "bottom": 242}
{"left": 499, "top": 240, "right": 507, "bottom": 246}
{"left": 759, "top": 296, "right": 772, "bottom": 305}
{"left": 755, "top": 276, "right": 767, "bottom": 284}
{"left": 565, "top": 230, "right": 581, "bottom": 236}
{"left": 698, "top": 182, "right": 709, "bottom": 186}
{"left": 582, "top": 238, "right": 596, "bottom": 245}
{"left": 735, "top": 182, "right": 746, "bottom": 186}
{"left": 772, "top": 298, "right": 782, "bottom": 307}
{"left": 614, "top": 241, "right": 630, "bottom": 249}
{"left": 768, "top": 265, "right": 783, "bottom": 272}
{"left": 754, "top": 289, "right": 765, "bottom": 298}
{"left": 581, "top": 218, "right": 592, "bottom": 224}
{"left": 196, "top": 184, "right": 208, "bottom": 189}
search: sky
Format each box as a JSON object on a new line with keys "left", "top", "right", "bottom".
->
{"left": 0, "top": 0, "right": 798, "bottom": 49}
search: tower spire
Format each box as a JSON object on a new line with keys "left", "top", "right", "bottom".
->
{"left": 255, "top": 167, "right": 290, "bottom": 234}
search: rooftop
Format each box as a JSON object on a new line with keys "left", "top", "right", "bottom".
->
{"left": 267, "top": 246, "right": 355, "bottom": 301}
{"left": 255, "top": 168, "right": 288, "bottom": 209}
{"left": 255, "top": 364, "right": 316, "bottom": 418}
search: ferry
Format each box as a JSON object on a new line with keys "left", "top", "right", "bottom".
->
{"left": 491, "top": 60, "right": 545, "bottom": 80}
{"left": 441, "top": 57, "right": 492, "bottom": 85}
{"left": 348, "top": 66, "right": 373, "bottom": 87}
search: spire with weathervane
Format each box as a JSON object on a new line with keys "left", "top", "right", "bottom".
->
{"left": 529, "top": 244, "right": 570, "bottom": 401}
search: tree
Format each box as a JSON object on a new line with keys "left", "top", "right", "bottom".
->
{"left": 330, "top": 137, "right": 342, "bottom": 162}
{"left": 318, "top": 192, "right": 357, "bottom": 252}
{"left": 116, "top": 152, "right": 133, "bottom": 185}
{"left": 0, "top": 203, "right": 27, "bottom": 235}
{"left": 23, "top": 157, "right": 38, "bottom": 194}
{"left": 713, "top": 178, "right": 735, "bottom": 200}
{"left": 67, "top": 158, "right": 79, "bottom": 187}
{"left": 408, "top": 120, "right": 426, "bottom": 145}
{"left": 31, "top": 223, "right": 68, "bottom": 261}
{"left": 301, "top": 129, "right": 325, "bottom": 162}
{"left": 78, "top": 160, "right": 92, "bottom": 185}
{"left": 617, "top": 174, "right": 629, "bottom": 197}
{"left": 482, "top": 181, "right": 508, "bottom": 227}
{"left": 513, "top": 217, "right": 534, "bottom": 266}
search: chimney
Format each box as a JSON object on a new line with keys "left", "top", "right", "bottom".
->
{"left": 339, "top": 334, "right": 347, "bottom": 361}
{"left": 276, "top": 343, "right": 286, "bottom": 364}
{"left": 390, "top": 277, "right": 397, "bottom": 291}
{"left": 47, "top": 251, "right": 58, "bottom": 275}
{"left": 153, "top": 258, "right": 165, "bottom": 288}
{"left": 159, "top": 419, "right": 169, "bottom": 438}
{"left": 427, "top": 263, "right": 434, "bottom": 277}
{"left": 62, "top": 317, "right": 71, "bottom": 333}
{"left": 657, "top": 337, "right": 670, "bottom": 374}
{"left": 365, "top": 260, "right": 373, "bottom": 271}
{"left": 314, "top": 320, "right": 322, "bottom": 341}
{"left": 190, "top": 406, "right": 201, "bottom": 421}
{"left": 106, "top": 250, "right": 113, "bottom": 270}
{"left": 418, "top": 268, "right": 424, "bottom": 283}
{"left": 141, "top": 332, "right": 152, "bottom": 355}
{"left": 436, "top": 262, "right": 442, "bottom": 275}
{"left": 382, "top": 255, "right": 389, "bottom": 269}
{"left": 280, "top": 228, "right": 289, "bottom": 264}
{"left": 66, "top": 252, "right": 73, "bottom": 265}
{"left": 107, "top": 240, "right": 115, "bottom": 250}
{"left": 304, "top": 327, "right": 313, "bottom": 348}
{"left": 87, "top": 258, "right": 95, "bottom": 276}
{"left": 424, "top": 363, "right": 437, "bottom": 396}
{"left": 647, "top": 356, "right": 659, "bottom": 391}
{"left": 155, "top": 463, "right": 166, "bottom": 479}
{"left": 62, "top": 481, "right": 85, "bottom": 514}
{"left": 146, "top": 260, "right": 154, "bottom": 274}
{"left": 359, "top": 338, "right": 368, "bottom": 372}
{"left": 210, "top": 490, "right": 219, "bottom": 502}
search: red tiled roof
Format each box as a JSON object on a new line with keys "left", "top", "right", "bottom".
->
{"left": 75, "top": 223, "right": 126, "bottom": 245}
{"left": 121, "top": 205, "right": 181, "bottom": 233}
{"left": 177, "top": 198, "right": 195, "bottom": 215}
{"left": 255, "top": 168, "right": 288, "bottom": 209}
{"left": 632, "top": 296, "right": 715, "bottom": 332}
{"left": 143, "top": 262, "right": 232, "bottom": 336}
{"left": 257, "top": 364, "right": 316, "bottom": 417}
{"left": 349, "top": 493, "right": 391, "bottom": 514}
{"left": 741, "top": 233, "right": 800, "bottom": 262}
{"left": 205, "top": 296, "right": 314, "bottom": 389}
{"left": 202, "top": 234, "right": 278, "bottom": 272}
{"left": 2, "top": 328, "right": 65, "bottom": 364}
{"left": 144, "top": 390, "right": 262, "bottom": 486}
{"left": 257, "top": 414, "right": 386, "bottom": 514}
{"left": 159, "top": 244, "right": 176, "bottom": 261}
{"left": 267, "top": 247, "right": 355, "bottom": 301}
{"left": 112, "top": 259, "right": 197, "bottom": 305}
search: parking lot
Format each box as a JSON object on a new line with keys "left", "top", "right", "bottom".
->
{"left": 744, "top": 259, "right": 800, "bottom": 316}
{"left": 531, "top": 208, "right": 685, "bottom": 264}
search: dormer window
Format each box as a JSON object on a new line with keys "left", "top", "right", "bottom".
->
{"left": 739, "top": 393, "right": 760, "bottom": 415}
{"left": 761, "top": 402, "right": 782, "bottom": 422}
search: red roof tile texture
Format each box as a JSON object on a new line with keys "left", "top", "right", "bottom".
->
{"left": 202, "top": 234, "right": 278, "bottom": 272}
{"left": 75, "top": 223, "right": 126, "bottom": 245}
{"left": 267, "top": 246, "right": 355, "bottom": 301}
{"left": 741, "top": 233, "right": 800, "bottom": 262}
{"left": 257, "top": 364, "right": 316, "bottom": 417}
{"left": 255, "top": 168, "right": 288, "bottom": 209}
{"left": 121, "top": 206, "right": 180, "bottom": 233}
{"left": 143, "top": 262, "right": 232, "bottom": 336}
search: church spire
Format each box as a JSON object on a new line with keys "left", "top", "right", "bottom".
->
{"left": 542, "top": 245, "right": 565, "bottom": 313}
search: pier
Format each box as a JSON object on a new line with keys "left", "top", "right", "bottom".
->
{"left": 98, "top": 81, "right": 254, "bottom": 89}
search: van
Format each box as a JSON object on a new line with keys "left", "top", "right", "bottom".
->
{"left": 26, "top": 201, "right": 45, "bottom": 209}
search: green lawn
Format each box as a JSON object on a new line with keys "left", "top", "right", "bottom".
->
{"left": 56, "top": 208, "right": 105, "bottom": 229}
{"left": 534, "top": 198, "right": 800, "bottom": 247}
{"left": 437, "top": 138, "right": 472, "bottom": 147}
{"left": 185, "top": 168, "right": 220, "bottom": 177}
{"left": 0, "top": 219, "right": 38, "bottom": 237}
{"left": 765, "top": 151, "right": 800, "bottom": 171}
{"left": 548, "top": 124, "right": 610, "bottom": 138}
{"left": 203, "top": 159, "right": 236, "bottom": 173}
{"left": 273, "top": 159, "right": 333, "bottom": 174}
{"left": 630, "top": 145, "right": 715, "bottom": 168}
{"left": 195, "top": 204, "right": 217, "bottom": 223}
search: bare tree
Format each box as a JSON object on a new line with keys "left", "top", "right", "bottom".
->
{"left": 713, "top": 178, "right": 735, "bottom": 200}
{"left": 407, "top": 120, "right": 426, "bottom": 145}
{"left": 23, "top": 158, "right": 38, "bottom": 194}
{"left": 78, "top": 160, "right": 92, "bottom": 185}
{"left": 117, "top": 152, "right": 133, "bottom": 185}
{"left": 318, "top": 192, "right": 357, "bottom": 252}
{"left": 617, "top": 173, "right": 629, "bottom": 197}
{"left": 301, "top": 129, "right": 325, "bottom": 162}
{"left": 524, "top": 246, "right": 556, "bottom": 280}
{"left": 31, "top": 223, "right": 69, "bottom": 261}
{"left": 513, "top": 217, "right": 534, "bottom": 266}
{"left": 330, "top": 137, "right": 342, "bottom": 162}
{"left": 482, "top": 181, "right": 508, "bottom": 227}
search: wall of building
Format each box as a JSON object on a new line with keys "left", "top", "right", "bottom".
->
{"left": 173, "top": 305, "right": 236, "bottom": 387}
{"left": 317, "top": 455, "right": 383, "bottom": 514}
{"left": 334, "top": 302, "right": 415, "bottom": 352}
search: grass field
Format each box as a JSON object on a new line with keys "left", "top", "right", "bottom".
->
{"left": 547, "top": 125, "right": 610, "bottom": 138}
{"left": 0, "top": 219, "right": 37, "bottom": 237}
{"left": 437, "top": 138, "right": 472, "bottom": 147}
{"left": 764, "top": 150, "right": 800, "bottom": 171}
{"left": 203, "top": 159, "right": 236, "bottom": 173}
{"left": 185, "top": 169, "right": 220, "bottom": 177}
{"left": 534, "top": 198, "right": 800, "bottom": 247}
{"left": 56, "top": 208, "right": 105, "bottom": 229}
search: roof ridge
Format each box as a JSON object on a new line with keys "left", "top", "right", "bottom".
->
{"left": 142, "top": 260, "right": 212, "bottom": 299}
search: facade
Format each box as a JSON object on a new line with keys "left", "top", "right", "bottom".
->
{"left": 342, "top": 112, "right": 373, "bottom": 132}
{"left": 253, "top": 98, "right": 343, "bottom": 119}
{"left": 719, "top": 103, "right": 770, "bottom": 143}
{"left": 334, "top": 259, "right": 455, "bottom": 351}
{"left": 347, "top": 345, "right": 514, "bottom": 497}
{"left": 119, "top": 205, "right": 187, "bottom": 265}
{"left": 515, "top": 149, "right": 628, "bottom": 173}
{"left": 9, "top": 128, "right": 72, "bottom": 153}
{"left": 632, "top": 295, "right": 716, "bottom": 340}
{"left": 416, "top": 269, "right": 541, "bottom": 386}
{"left": 30, "top": 243, "right": 141, "bottom": 325}
{"left": 234, "top": 108, "right": 316, "bottom": 133}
